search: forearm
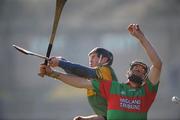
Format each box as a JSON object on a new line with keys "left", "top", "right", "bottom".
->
{"left": 138, "top": 36, "right": 162, "bottom": 70}
{"left": 59, "top": 60, "right": 97, "bottom": 79}
{"left": 48, "top": 70, "right": 93, "bottom": 89}
{"left": 128, "top": 24, "right": 162, "bottom": 69}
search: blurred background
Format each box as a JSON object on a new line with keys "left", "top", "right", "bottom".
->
{"left": 0, "top": 0, "right": 180, "bottom": 119}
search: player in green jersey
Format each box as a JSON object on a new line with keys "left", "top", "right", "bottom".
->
{"left": 39, "top": 24, "right": 162, "bottom": 120}
{"left": 44, "top": 47, "right": 118, "bottom": 120}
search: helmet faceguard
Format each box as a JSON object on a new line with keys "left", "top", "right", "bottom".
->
{"left": 130, "top": 61, "right": 149, "bottom": 74}
{"left": 88, "top": 47, "right": 113, "bottom": 66}
{"left": 128, "top": 61, "right": 149, "bottom": 85}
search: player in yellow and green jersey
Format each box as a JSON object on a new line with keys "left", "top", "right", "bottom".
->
{"left": 48, "top": 47, "right": 118, "bottom": 120}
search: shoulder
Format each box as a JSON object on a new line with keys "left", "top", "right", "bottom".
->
{"left": 92, "top": 80, "right": 112, "bottom": 91}
{"left": 96, "top": 65, "right": 114, "bottom": 80}
{"left": 144, "top": 78, "right": 159, "bottom": 92}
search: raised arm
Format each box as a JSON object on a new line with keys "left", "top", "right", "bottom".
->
{"left": 39, "top": 64, "right": 93, "bottom": 89}
{"left": 128, "top": 24, "right": 162, "bottom": 85}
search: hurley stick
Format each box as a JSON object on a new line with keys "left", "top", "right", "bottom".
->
{"left": 13, "top": 44, "right": 49, "bottom": 60}
{"left": 39, "top": 0, "right": 67, "bottom": 77}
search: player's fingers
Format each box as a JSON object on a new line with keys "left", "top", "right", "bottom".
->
{"left": 40, "top": 66, "right": 46, "bottom": 74}
{"left": 40, "top": 64, "right": 46, "bottom": 69}
{"left": 48, "top": 60, "right": 53, "bottom": 66}
{"left": 49, "top": 58, "right": 56, "bottom": 66}
{"left": 128, "top": 24, "right": 133, "bottom": 28}
{"left": 128, "top": 24, "right": 133, "bottom": 33}
{"left": 134, "top": 24, "right": 140, "bottom": 30}
{"left": 136, "top": 24, "right": 140, "bottom": 30}
{"left": 50, "top": 58, "right": 59, "bottom": 67}
{"left": 49, "top": 57, "right": 55, "bottom": 63}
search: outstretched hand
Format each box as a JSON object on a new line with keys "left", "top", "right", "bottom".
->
{"left": 49, "top": 57, "right": 60, "bottom": 67}
{"left": 49, "top": 56, "right": 67, "bottom": 67}
{"left": 128, "top": 24, "right": 145, "bottom": 40}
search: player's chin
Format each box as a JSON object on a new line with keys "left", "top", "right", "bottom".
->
{"left": 89, "top": 64, "right": 93, "bottom": 67}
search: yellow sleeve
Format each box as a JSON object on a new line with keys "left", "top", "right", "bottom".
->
{"left": 96, "top": 66, "right": 112, "bottom": 81}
